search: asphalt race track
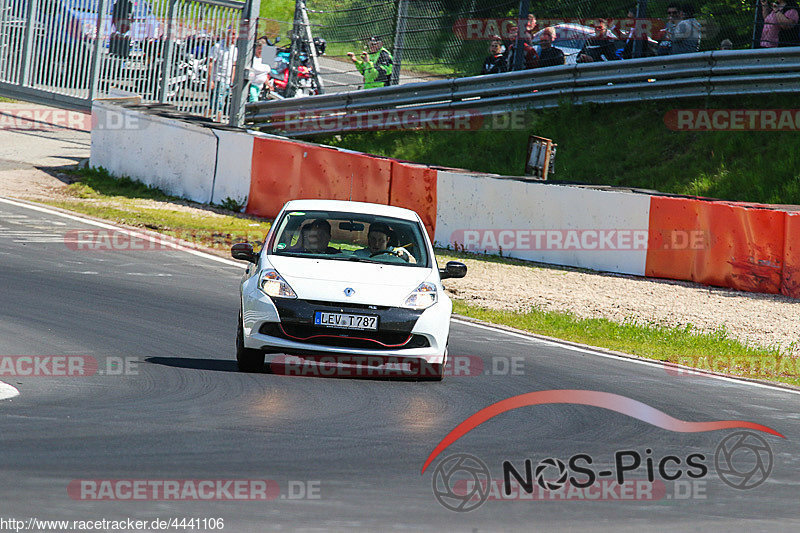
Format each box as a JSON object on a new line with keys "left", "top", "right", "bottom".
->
{"left": 1, "top": 197, "right": 799, "bottom": 532}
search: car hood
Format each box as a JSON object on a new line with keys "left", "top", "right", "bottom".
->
{"left": 268, "top": 255, "right": 433, "bottom": 306}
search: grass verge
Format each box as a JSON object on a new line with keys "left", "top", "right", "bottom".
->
{"left": 452, "top": 301, "right": 798, "bottom": 387}
{"left": 41, "top": 167, "right": 271, "bottom": 251}
{"left": 33, "top": 166, "right": 800, "bottom": 387}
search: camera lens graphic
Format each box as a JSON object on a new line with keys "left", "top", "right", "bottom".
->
{"left": 431, "top": 453, "right": 491, "bottom": 512}
{"left": 715, "top": 431, "right": 773, "bottom": 490}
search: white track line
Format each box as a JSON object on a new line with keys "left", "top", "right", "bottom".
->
{"left": 0, "top": 197, "right": 244, "bottom": 268}
{"left": 453, "top": 318, "right": 800, "bottom": 397}
{"left": 3, "top": 196, "right": 797, "bottom": 398}
{"left": 0, "top": 381, "right": 19, "bottom": 401}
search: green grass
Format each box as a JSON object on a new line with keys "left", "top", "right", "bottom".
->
{"left": 259, "top": 0, "right": 294, "bottom": 23}
{"left": 43, "top": 167, "right": 271, "bottom": 250}
{"left": 452, "top": 301, "right": 799, "bottom": 387}
{"left": 0, "top": 97, "right": 16, "bottom": 103}
{"left": 312, "top": 95, "right": 800, "bottom": 206}
{"left": 36, "top": 166, "right": 800, "bottom": 387}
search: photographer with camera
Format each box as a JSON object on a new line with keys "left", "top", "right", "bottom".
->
{"left": 348, "top": 36, "right": 394, "bottom": 89}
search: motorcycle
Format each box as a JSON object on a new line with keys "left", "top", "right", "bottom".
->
{"left": 262, "top": 36, "right": 325, "bottom": 99}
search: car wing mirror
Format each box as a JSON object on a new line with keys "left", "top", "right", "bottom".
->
{"left": 231, "top": 242, "right": 257, "bottom": 263}
{"left": 439, "top": 261, "right": 467, "bottom": 280}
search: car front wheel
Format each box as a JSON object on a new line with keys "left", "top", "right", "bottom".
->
{"left": 236, "top": 312, "right": 265, "bottom": 372}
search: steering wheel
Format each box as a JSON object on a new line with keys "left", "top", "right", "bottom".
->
{"left": 370, "top": 249, "right": 396, "bottom": 258}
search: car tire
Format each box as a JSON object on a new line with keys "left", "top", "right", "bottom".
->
{"left": 236, "top": 312, "right": 265, "bottom": 372}
{"left": 419, "top": 343, "right": 447, "bottom": 382}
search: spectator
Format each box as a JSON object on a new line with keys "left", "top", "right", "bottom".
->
{"left": 503, "top": 24, "right": 538, "bottom": 69}
{"left": 719, "top": 38, "right": 733, "bottom": 50}
{"left": 481, "top": 38, "right": 508, "bottom": 74}
{"left": 524, "top": 13, "right": 538, "bottom": 42}
{"left": 671, "top": 3, "right": 702, "bottom": 54}
{"left": 247, "top": 37, "right": 271, "bottom": 102}
{"left": 577, "top": 19, "right": 620, "bottom": 62}
{"left": 620, "top": 7, "right": 656, "bottom": 59}
{"left": 536, "top": 27, "right": 565, "bottom": 68}
{"left": 760, "top": 0, "right": 800, "bottom": 47}
{"left": 110, "top": 0, "right": 133, "bottom": 58}
{"left": 658, "top": 3, "right": 681, "bottom": 55}
{"left": 111, "top": 0, "right": 132, "bottom": 34}
{"left": 348, "top": 36, "right": 394, "bottom": 89}
{"left": 208, "top": 28, "right": 238, "bottom": 121}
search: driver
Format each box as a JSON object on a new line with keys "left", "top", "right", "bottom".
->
{"left": 355, "top": 222, "right": 413, "bottom": 263}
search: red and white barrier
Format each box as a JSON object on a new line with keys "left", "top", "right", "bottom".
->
{"left": 90, "top": 102, "right": 799, "bottom": 299}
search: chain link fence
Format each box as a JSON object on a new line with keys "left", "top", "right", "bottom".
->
{"left": 299, "top": 0, "right": 790, "bottom": 93}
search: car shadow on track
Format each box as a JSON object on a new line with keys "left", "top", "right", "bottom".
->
{"left": 145, "top": 356, "right": 238, "bottom": 373}
{"left": 145, "top": 355, "right": 442, "bottom": 381}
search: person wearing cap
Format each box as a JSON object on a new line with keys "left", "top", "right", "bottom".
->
{"left": 354, "top": 223, "right": 413, "bottom": 263}
{"left": 347, "top": 36, "right": 394, "bottom": 89}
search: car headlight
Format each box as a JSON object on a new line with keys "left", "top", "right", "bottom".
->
{"left": 403, "top": 282, "right": 437, "bottom": 310}
{"left": 259, "top": 269, "right": 297, "bottom": 299}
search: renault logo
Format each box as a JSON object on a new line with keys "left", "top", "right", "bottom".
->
{"left": 344, "top": 288, "right": 355, "bottom": 297}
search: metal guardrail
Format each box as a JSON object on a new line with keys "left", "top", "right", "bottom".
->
{"left": 245, "top": 48, "right": 800, "bottom": 136}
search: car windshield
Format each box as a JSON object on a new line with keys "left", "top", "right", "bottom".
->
{"left": 270, "top": 210, "right": 430, "bottom": 268}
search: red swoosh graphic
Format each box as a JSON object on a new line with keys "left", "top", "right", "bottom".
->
{"left": 421, "top": 390, "right": 785, "bottom": 474}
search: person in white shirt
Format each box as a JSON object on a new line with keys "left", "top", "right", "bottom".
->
{"left": 208, "top": 28, "right": 238, "bottom": 119}
{"left": 247, "top": 37, "right": 271, "bottom": 102}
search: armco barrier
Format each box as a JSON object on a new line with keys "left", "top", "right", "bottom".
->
{"left": 389, "top": 161, "right": 437, "bottom": 239}
{"left": 782, "top": 212, "right": 800, "bottom": 299}
{"left": 90, "top": 102, "right": 217, "bottom": 203}
{"left": 434, "top": 171, "right": 651, "bottom": 276}
{"left": 645, "top": 197, "right": 785, "bottom": 294}
{"left": 246, "top": 136, "right": 392, "bottom": 219}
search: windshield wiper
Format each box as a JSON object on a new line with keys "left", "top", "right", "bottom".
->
{"left": 346, "top": 256, "right": 382, "bottom": 264}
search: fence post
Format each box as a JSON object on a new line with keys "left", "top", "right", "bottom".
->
{"left": 18, "top": 0, "right": 38, "bottom": 86}
{"left": 633, "top": 0, "right": 648, "bottom": 58}
{"left": 751, "top": 0, "right": 763, "bottom": 49}
{"left": 229, "top": 0, "right": 259, "bottom": 126}
{"left": 513, "top": 0, "right": 530, "bottom": 71}
{"left": 88, "top": 0, "right": 109, "bottom": 102}
{"left": 390, "top": 0, "right": 408, "bottom": 85}
{"left": 159, "top": 0, "right": 180, "bottom": 104}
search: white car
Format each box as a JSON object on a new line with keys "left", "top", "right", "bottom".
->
{"left": 231, "top": 200, "right": 467, "bottom": 380}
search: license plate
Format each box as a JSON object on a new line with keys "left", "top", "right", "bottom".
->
{"left": 314, "top": 311, "right": 378, "bottom": 330}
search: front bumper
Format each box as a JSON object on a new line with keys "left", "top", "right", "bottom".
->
{"left": 241, "top": 287, "right": 450, "bottom": 361}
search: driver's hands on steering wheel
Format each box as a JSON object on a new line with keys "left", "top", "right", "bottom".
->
{"left": 370, "top": 248, "right": 412, "bottom": 262}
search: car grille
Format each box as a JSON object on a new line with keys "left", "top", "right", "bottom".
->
{"left": 259, "top": 323, "right": 430, "bottom": 350}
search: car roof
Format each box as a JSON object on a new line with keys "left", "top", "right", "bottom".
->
{"left": 534, "top": 23, "right": 618, "bottom": 39}
{"left": 281, "top": 200, "right": 421, "bottom": 222}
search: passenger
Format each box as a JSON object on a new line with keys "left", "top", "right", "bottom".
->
{"left": 354, "top": 223, "right": 413, "bottom": 263}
